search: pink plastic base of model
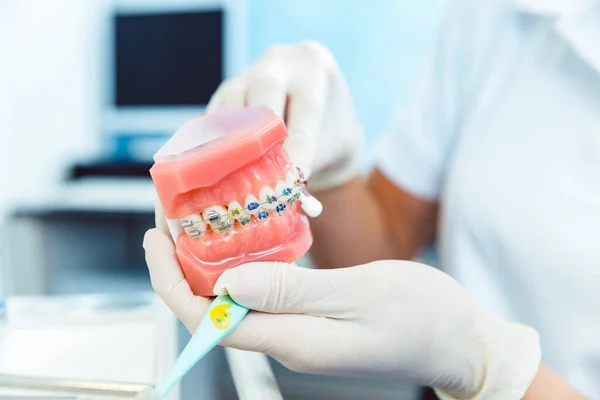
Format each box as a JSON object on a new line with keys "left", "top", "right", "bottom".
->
{"left": 176, "top": 211, "right": 312, "bottom": 296}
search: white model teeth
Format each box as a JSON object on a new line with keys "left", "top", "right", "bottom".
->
{"left": 285, "top": 171, "right": 296, "bottom": 189}
{"left": 227, "top": 201, "right": 243, "bottom": 219}
{"left": 259, "top": 187, "right": 278, "bottom": 210}
{"left": 286, "top": 171, "right": 302, "bottom": 199}
{"left": 228, "top": 201, "right": 251, "bottom": 226}
{"left": 181, "top": 214, "right": 207, "bottom": 238}
{"left": 244, "top": 194, "right": 261, "bottom": 215}
{"left": 275, "top": 181, "right": 290, "bottom": 202}
{"left": 202, "top": 206, "right": 231, "bottom": 232}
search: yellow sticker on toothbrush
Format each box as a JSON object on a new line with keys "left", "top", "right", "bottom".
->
{"left": 210, "top": 298, "right": 232, "bottom": 329}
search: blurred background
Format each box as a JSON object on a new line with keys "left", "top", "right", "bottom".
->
{"left": 0, "top": 0, "right": 444, "bottom": 398}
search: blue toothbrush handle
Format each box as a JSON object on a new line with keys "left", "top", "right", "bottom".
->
{"left": 156, "top": 295, "right": 249, "bottom": 397}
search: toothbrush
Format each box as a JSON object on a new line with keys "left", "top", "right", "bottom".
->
{"left": 139, "top": 295, "right": 248, "bottom": 399}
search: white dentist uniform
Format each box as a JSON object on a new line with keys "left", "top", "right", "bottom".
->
{"left": 375, "top": 0, "right": 600, "bottom": 397}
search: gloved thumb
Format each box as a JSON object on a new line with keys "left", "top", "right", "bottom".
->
{"left": 213, "top": 262, "right": 355, "bottom": 317}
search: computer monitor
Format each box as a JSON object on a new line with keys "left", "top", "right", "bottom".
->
{"left": 102, "top": 0, "right": 247, "bottom": 137}
{"left": 115, "top": 11, "right": 223, "bottom": 106}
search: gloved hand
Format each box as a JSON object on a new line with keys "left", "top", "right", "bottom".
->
{"left": 206, "top": 41, "right": 363, "bottom": 191}
{"left": 143, "top": 226, "right": 541, "bottom": 400}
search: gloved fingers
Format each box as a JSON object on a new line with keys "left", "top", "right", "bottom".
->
{"left": 154, "top": 198, "right": 171, "bottom": 241}
{"left": 205, "top": 80, "right": 226, "bottom": 112}
{"left": 206, "top": 76, "right": 247, "bottom": 112}
{"left": 205, "top": 89, "right": 223, "bottom": 113}
{"left": 143, "top": 228, "right": 210, "bottom": 332}
{"left": 222, "top": 311, "right": 347, "bottom": 374}
{"left": 214, "top": 262, "right": 357, "bottom": 317}
{"left": 245, "top": 74, "right": 287, "bottom": 118}
{"left": 283, "top": 78, "right": 327, "bottom": 178}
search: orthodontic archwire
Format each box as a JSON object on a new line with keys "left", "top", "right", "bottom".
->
{"left": 182, "top": 169, "right": 308, "bottom": 237}
{"left": 182, "top": 190, "right": 301, "bottom": 237}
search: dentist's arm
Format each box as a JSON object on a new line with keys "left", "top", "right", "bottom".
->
{"left": 524, "top": 365, "right": 587, "bottom": 400}
{"left": 309, "top": 172, "right": 437, "bottom": 268}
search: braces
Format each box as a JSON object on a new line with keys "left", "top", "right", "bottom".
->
{"left": 183, "top": 167, "right": 306, "bottom": 238}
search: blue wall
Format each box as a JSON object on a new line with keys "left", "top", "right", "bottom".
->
{"left": 247, "top": 0, "right": 445, "bottom": 149}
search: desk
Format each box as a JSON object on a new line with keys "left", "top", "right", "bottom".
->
{"left": 0, "top": 293, "right": 180, "bottom": 399}
{"left": 4, "top": 178, "right": 155, "bottom": 296}
{"left": 0, "top": 294, "right": 283, "bottom": 400}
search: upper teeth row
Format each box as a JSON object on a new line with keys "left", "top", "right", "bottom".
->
{"left": 181, "top": 170, "right": 304, "bottom": 238}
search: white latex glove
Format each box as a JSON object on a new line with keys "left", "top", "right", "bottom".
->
{"left": 143, "top": 227, "right": 541, "bottom": 400}
{"left": 207, "top": 41, "right": 363, "bottom": 191}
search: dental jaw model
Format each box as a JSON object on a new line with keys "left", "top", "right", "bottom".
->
{"left": 150, "top": 106, "right": 321, "bottom": 296}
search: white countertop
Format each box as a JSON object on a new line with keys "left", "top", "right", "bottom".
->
{"left": 0, "top": 293, "right": 179, "bottom": 399}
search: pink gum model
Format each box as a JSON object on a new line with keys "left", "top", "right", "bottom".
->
{"left": 150, "top": 106, "right": 313, "bottom": 296}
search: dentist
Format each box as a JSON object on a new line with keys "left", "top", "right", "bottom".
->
{"left": 145, "top": 0, "right": 599, "bottom": 398}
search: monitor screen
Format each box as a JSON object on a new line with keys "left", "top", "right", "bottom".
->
{"left": 114, "top": 11, "right": 223, "bottom": 106}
